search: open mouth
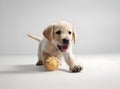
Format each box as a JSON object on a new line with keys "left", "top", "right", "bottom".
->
{"left": 57, "top": 45, "right": 68, "bottom": 52}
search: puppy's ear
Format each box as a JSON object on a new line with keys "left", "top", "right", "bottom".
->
{"left": 72, "top": 28, "right": 77, "bottom": 44}
{"left": 43, "top": 25, "right": 54, "bottom": 41}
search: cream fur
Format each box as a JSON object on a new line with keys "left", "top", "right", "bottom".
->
{"left": 27, "top": 21, "right": 82, "bottom": 72}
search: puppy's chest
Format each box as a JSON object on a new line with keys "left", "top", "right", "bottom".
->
{"left": 41, "top": 38, "right": 65, "bottom": 57}
{"left": 45, "top": 47, "right": 61, "bottom": 57}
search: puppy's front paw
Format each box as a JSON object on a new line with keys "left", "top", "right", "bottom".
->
{"left": 70, "top": 65, "right": 83, "bottom": 73}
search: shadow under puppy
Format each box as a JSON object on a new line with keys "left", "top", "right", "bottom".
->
{"left": 27, "top": 21, "right": 82, "bottom": 72}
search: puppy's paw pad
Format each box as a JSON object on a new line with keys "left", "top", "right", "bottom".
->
{"left": 70, "top": 65, "right": 83, "bottom": 73}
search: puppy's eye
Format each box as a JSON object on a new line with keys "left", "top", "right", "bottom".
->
{"left": 56, "top": 31, "right": 61, "bottom": 35}
{"left": 68, "top": 31, "right": 71, "bottom": 35}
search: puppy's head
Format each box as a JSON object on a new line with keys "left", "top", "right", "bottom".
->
{"left": 43, "top": 21, "right": 77, "bottom": 52}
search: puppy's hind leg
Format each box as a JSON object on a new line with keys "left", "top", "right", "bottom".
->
{"left": 36, "top": 39, "right": 43, "bottom": 66}
{"left": 36, "top": 54, "right": 43, "bottom": 66}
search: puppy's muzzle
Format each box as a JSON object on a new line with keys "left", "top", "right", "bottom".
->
{"left": 63, "top": 39, "right": 69, "bottom": 45}
{"left": 57, "top": 39, "right": 69, "bottom": 52}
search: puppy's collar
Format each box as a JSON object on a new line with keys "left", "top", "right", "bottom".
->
{"left": 56, "top": 47, "right": 59, "bottom": 52}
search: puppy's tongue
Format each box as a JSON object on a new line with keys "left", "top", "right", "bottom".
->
{"left": 60, "top": 45, "right": 68, "bottom": 52}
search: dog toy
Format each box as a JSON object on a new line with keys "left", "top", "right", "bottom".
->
{"left": 45, "top": 56, "right": 60, "bottom": 71}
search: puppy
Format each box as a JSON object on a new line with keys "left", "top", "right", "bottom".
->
{"left": 27, "top": 21, "right": 82, "bottom": 72}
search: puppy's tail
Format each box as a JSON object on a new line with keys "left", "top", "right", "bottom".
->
{"left": 27, "top": 34, "right": 41, "bottom": 42}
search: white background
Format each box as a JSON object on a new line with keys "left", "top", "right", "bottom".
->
{"left": 0, "top": 1, "right": 120, "bottom": 89}
{"left": 0, "top": 0, "right": 120, "bottom": 55}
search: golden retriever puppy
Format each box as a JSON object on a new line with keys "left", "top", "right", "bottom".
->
{"left": 27, "top": 21, "right": 82, "bottom": 72}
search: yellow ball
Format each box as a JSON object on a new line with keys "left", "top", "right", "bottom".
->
{"left": 45, "top": 56, "right": 60, "bottom": 71}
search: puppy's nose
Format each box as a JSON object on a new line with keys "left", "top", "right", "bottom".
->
{"left": 63, "top": 39, "right": 69, "bottom": 44}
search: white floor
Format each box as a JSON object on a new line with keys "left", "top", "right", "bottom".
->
{"left": 0, "top": 54, "right": 120, "bottom": 89}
